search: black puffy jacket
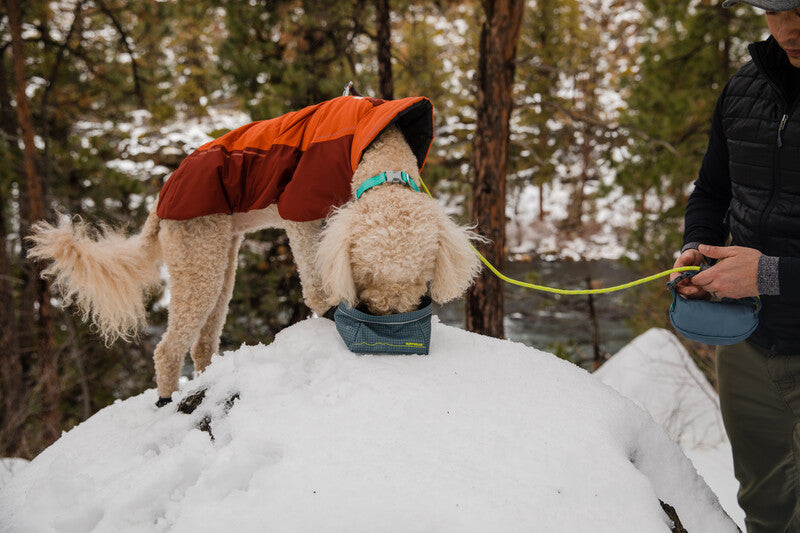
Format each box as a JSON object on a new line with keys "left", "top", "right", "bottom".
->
{"left": 685, "top": 37, "right": 800, "bottom": 354}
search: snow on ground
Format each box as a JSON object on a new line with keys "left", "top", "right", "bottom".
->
{"left": 0, "top": 459, "right": 28, "bottom": 489}
{"left": 595, "top": 329, "right": 745, "bottom": 529}
{"left": 0, "top": 319, "right": 736, "bottom": 532}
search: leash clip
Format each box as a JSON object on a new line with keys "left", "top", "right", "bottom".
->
{"left": 665, "top": 264, "right": 708, "bottom": 292}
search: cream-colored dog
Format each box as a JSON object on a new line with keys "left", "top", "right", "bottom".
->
{"left": 28, "top": 126, "right": 482, "bottom": 404}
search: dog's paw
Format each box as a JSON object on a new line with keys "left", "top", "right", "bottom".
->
{"left": 155, "top": 397, "right": 173, "bottom": 408}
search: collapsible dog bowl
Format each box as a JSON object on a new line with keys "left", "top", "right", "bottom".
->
{"left": 334, "top": 297, "right": 432, "bottom": 355}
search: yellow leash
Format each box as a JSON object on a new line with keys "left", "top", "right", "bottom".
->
{"left": 417, "top": 176, "right": 701, "bottom": 295}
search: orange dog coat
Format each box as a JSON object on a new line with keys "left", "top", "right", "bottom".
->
{"left": 156, "top": 96, "right": 434, "bottom": 222}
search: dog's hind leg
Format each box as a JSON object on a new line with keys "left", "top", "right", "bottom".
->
{"left": 190, "top": 234, "right": 242, "bottom": 374}
{"left": 154, "top": 216, "right": 232, "bottom": 403}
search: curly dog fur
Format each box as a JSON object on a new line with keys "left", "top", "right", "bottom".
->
{"left": 28, "top": 126, "right": 482, "bottom": 401}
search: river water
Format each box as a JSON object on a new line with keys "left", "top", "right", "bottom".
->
{"left": 434, "top": 259, "right": 644, "bottom": 367}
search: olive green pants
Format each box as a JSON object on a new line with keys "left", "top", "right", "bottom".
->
{"left": 717, "top": 341, "right": 800, "bottom": 533}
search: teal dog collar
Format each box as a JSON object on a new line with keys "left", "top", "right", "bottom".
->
{"left": 355, "top": 171, "right": 420, "bottom": 199}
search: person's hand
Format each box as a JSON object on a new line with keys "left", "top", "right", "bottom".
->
{"left": 690, "top": 245, "right": 761, "bottom": 299}
{"left": 670, "top": 248, "right": 709, "bottom": 299}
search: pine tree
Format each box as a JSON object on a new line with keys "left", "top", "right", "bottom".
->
{"left": 613, "top": 1, "right": 762, "bottom": 341}
{"left": 616, "top": 0, "right": 761, "bottom": 270}
{"left": 0, "top": 0, "right": 207, "bottom": 455}
{"left": 5, "top": 0, "right": 61, "bottom": 447}
{"left": 512, "top": 0, "right": 637, "bottom": 245}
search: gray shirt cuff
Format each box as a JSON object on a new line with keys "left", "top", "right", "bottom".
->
{"left": 757, "top": 255, "right": 780, "bottom": 296}
{"left": 680, "top": 242, "right": 714, "bottom": 265}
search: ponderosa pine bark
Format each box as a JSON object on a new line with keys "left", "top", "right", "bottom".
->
{"left": 0, "top": 186, "right": 25, "bottom": 456}
{"left": 466, "top": 0, "right": 524, "bottom": 338}
{"left": 375, "top": 0, "right": 394, "bottom": 100}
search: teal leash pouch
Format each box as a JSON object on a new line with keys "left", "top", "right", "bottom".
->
{"left": 666, "top": 270, "right": 761, "bottom": 345}
{"left": 334, "top": 296, "right": 432, "bottom": 355}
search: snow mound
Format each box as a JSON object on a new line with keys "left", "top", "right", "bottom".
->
{"left": 0, "top": 458, "right": 29, "bottom": 488}
{"left": 0, "top": 319, "right": 736, "bottom": 532}
{"left": 594, "top": 328, "right": 726, "bottom": 448}
{"left": 594, "top": 328, "right": 744, "bottom": 528}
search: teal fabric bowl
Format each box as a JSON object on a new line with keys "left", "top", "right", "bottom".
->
{"left": 334, "top": 297, "right": 432, "bottom": 355}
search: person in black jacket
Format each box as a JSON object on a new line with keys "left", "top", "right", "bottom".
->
{"left": 671, "top": 1, "right": 800, "bottom": 531}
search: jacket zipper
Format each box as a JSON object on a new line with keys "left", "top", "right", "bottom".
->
{"left": 777, "top": 113, "right": 788, "bottom": 147}
{"left": 761, "top": 108, "right": 790, "bottom": 248}
{"left": 743, "top": 42, "right": 796, "bottom": 251}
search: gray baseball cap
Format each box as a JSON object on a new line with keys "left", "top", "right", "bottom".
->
{"left": 722, "top": 0, "right": 800, "bottom": 9}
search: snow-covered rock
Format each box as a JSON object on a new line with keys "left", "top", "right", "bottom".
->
{"left": 0, "top": 319, "right": 736, "bottom": 532}
{"left": 594, "top": 328, "right": 725, "bottom": 449}
{"left": 594, "top": 328, "right": 744, "bottom": 528}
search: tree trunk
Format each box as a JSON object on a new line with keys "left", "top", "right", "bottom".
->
{"left": 0, "top": 44, "right": 37, "bottom": 387}
{"left": 0, "top": 36, "right": 27, "bottom": 458}
{"left": 374, "top": 0, "right": 394, "bottom": 100}
{"left": 586, "top": 277, "right": 602, "bottom": 369}
{"left": 466, "top": 0, "right": 524, "bottom": 338}
{"left": 0, "top": 188, "right": 25, "bottom": 456}
{"left": 6, "top": 0, "right": 61, "bottom": 446}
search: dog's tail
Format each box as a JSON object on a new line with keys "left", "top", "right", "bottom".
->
{"left": 27, "top": 207, "right": 163, "bottom": 344}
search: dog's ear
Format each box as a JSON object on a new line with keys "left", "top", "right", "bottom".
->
{"left": 430, "top": 213, "right": 484, "bottom": 304}
{"left": 316, "top": 206, "right": 358, "bottom": 308}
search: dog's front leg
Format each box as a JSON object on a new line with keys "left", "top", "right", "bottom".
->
{"left": 284, "top": 219, "right": 329, "bottom": 316}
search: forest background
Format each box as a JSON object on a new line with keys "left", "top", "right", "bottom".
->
{"left": 0, "top": 0, "right": 765, "bottom": 459}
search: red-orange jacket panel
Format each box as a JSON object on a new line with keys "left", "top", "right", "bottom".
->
{"left": 156, "top": 95, "right": 434, "bottom": 222}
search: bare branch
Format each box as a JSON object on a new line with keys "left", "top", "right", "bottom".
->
{"left": 40, "top": 0, "right": 88, "bottom": 185}
{"left": 95, "top": 0, "right": 145, "bottom": 108}
{"left": 519, "top": 97, "right": 681, "bottom": 157}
